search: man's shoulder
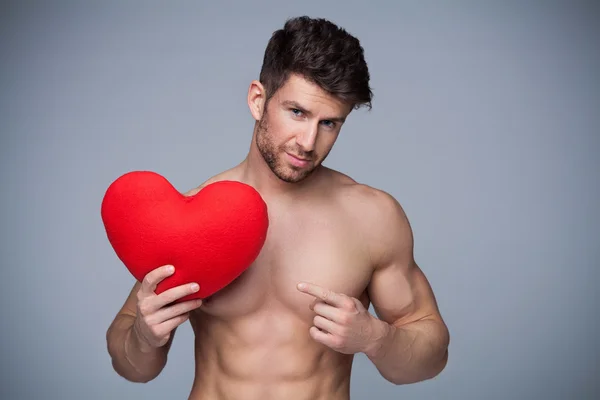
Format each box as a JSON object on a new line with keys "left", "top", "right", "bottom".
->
{"left": 182, "top": 167, "right": 241, "bottom": 197}
{"left": 328, "top": 170, "right": 411, "bottom": 244}
{"left": 328, "top": 170, "right": 405, "bottom": 220}
{"left": 348, "top": 185, "right": 406, "bottom": 227}
{"left": 329, "top": 172, "right": 414, "bottom": 269}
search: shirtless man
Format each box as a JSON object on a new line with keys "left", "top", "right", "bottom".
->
{"left": 106, "top": 16, "right": 449, "bottom": 400}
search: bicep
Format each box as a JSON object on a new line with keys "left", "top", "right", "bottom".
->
{"left": 365, "top": 190, "right": 443, "bottom": 327}
{"left": 368, "top": 260, "right": 442, "bottom": 327}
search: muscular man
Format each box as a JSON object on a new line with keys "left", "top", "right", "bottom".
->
{"left": 106, "top": 16, "right": 450, "bottom": 400}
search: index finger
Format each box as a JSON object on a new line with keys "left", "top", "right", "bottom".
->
{"left": 297, "top": 282, "right": 345, "bottom": 307}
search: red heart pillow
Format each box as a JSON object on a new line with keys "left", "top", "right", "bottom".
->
{"left": 101, "top": 171, "right": 269, "bottom": 301}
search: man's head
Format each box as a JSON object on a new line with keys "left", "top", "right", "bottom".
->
{"left": 247, "top": 16, "right": 372, "bottom": 184}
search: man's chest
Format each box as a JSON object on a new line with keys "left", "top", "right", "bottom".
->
{"left": 197, "top": 206, "right": 373, "bottom": 318}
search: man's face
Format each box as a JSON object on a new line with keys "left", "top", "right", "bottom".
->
{"left": 255, "top": 74, "right": 352, "bottom": 183}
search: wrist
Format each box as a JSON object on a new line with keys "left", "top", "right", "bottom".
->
{"left": 130, "top": 322, "right": 154, "bottom": 354}
{"left": 364, "top": 317, "right": 395, "bottom": 360}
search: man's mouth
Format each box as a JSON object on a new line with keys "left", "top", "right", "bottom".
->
{"left": 286, "top": 152, "right": 311, "bottom": 167}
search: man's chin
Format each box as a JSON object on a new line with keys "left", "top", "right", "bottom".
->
{"left": 276, "top": 167, "right": 317, "bottom": 184}
{"left": 276, "top": 172, "right": 305, "bottom": 184}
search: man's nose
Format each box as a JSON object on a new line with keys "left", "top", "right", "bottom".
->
{"left": 295, "top": 124, "right": 318, "bottom": 152}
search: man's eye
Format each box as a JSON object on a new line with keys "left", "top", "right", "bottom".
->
{"left": 322, "top": 120, "right": 335, "bottom": 128}
{"left": 291, "top": 109, "right": 303, "bottom": 116}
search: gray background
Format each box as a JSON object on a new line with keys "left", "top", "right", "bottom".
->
{"left": 1, "top": 1, "right": 598, "bottom": 399}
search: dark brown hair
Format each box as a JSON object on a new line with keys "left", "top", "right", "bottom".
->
{"left": 259, "top": 16, "right": 373, "bottom": 110}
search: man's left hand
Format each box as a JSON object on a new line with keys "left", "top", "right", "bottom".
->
{"left": 297, "top": 282, "right": 390, "bottom": 355}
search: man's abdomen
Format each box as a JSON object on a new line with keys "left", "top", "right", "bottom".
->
{"left": 188, "top": 308, "right": 353, "bottom": 400}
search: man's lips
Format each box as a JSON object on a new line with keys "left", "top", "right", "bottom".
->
{"left": 286, "top": 153, "right": 311, "bottom": 167}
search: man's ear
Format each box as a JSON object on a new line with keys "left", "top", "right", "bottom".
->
{"left": 248, "top": 80, "right": 266, "bottom": 121}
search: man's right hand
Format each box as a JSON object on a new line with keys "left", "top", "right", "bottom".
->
{"left": 132, "top": 265, "right": 203, "bottom": 351}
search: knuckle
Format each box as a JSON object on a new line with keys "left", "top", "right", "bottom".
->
{"left": 142, "top": 275, "right": 153, "bottom": 287}
{"left": 179, "top": 313, "right": 191, "bottom": 323}
{"left": 161, "top": 287, "right": 184, "bottom": 303}
{"left": 139, "top": 314, "right": 151, "bottom": 326}
{"left": 332, "top": 336, "right": 344, "bottom": 348}
{"left": 138, "top": 302, "right": 151, "bottom": 316}
{"left": 173, "top": 285, "right": 192, "bottom": 300}
{"left": 160, "top": 291, "right": 177, "bottom": 305}
{"left": 179, "top": 286, "right": 195, "bottom": 300}
{"left": 149, "top": 325, "right": 161, "bottom": 338}
{"left": 175, "top": 303, "right": 190, "bottom": 316}
{"left": 169, "top": 301, "right": 191, "bottom": 316}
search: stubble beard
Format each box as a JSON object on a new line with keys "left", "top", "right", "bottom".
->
{"left": 255, "top": 111, "right": 318, "bottom": 184}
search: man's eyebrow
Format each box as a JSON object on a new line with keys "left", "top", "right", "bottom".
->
{"left": 282, "top": 100, "right": 310, "bottom": 114}
{"left": 281, "top": 100, "right": 346, "bottom": 123}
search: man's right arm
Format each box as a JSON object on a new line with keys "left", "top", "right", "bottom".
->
{"left": 106, "top": 266, "right": 202, "bottom": 383}
{"left": 106, "top": 184, "right": 209, "bottom": 383}
{"left": 106, "top": 281, "right": 175, "bottom": 383}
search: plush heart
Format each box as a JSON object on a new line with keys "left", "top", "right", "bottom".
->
{"left": 101, "top": 171, "right": 269, "bottom": 301}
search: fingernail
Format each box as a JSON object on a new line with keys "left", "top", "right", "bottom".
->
{"left": 167, "top": 265, "right": 175, "bottom": 273}
{"left": 191, "top": 283, "right": 199, "bottom": 292}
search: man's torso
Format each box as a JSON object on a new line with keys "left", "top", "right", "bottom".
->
{"left": 187, "top": 166, "right": 380, "bottom": 400}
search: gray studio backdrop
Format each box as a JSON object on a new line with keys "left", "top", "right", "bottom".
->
{"left": 1, "top": 1, "right": 598, "bottom": 399}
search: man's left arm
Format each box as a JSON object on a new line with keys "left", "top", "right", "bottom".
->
{"left": 364, "top": 191, "right": 450, "bottom": 385}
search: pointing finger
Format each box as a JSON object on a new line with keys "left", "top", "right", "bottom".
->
{"left": 298, "top": 282, "right": 346, "bottom": 308}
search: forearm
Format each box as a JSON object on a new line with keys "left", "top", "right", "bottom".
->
{"left": 106, "top": 315, "right": 169, "bottom": 383}
{"left": 366, "top": 318, "right": 449, "bottom": 385}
